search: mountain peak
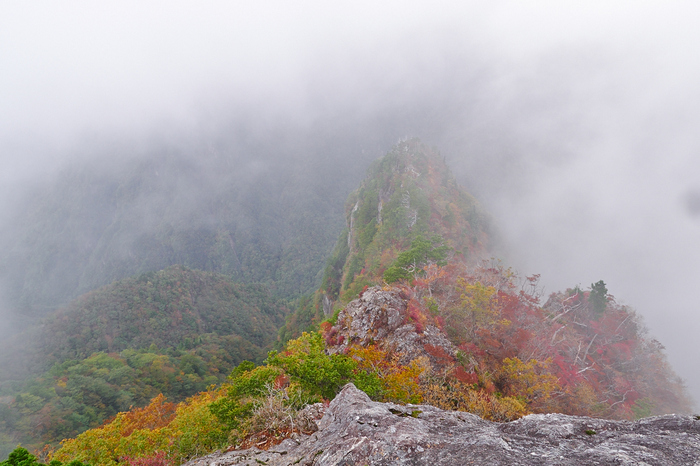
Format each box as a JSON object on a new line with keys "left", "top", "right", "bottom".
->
{"left": 279, "top": 139, "right": 491, "bottom": 339}
{"left": 325, "top": 138, "right": 490, "bottom": 304}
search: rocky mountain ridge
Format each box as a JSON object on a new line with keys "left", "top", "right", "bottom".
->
{"left": 281, "top": 138, "right": 492, "bottom": 339}
{"left": 2, "top": 140, "right": 693, "bottom": 465}
{"left": 185, "top": 383, "right": 700, "bottom": 465}
{"left": 324, "top": 286, "right": 457, "bottom": 367}
{"left": 182, "top": 282, "right": 698, "bottom": 464}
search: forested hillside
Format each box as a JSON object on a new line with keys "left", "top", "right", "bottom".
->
{"left": 281, "top": 139, "right": 492, "bottom": 339}
{"left": 47, "top": 272, "right": 692, "bottom": 466}
{"left": 0, "top": 266, "right": 287, "bottom": 456}
{"left": 0, "top": 140, "right": 369, "bottom": 333}
{"left": 0, "top": 140, "right": 693, "bottom": 466}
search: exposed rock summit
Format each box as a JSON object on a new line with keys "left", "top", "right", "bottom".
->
{"left": 184, "top": 383, "right": 700, "bottom": 465}
{"left": 326, "top": 286, "right": 457, "bottom": 367}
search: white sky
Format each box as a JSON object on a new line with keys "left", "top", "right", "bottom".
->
{"left": 2, "top": 1, "right": 700, "bottom": 404}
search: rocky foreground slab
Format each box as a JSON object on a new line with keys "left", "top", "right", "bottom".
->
{"left": 184, "top": 383, "right": 700, "bottom": 465}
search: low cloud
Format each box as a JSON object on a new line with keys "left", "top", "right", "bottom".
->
{"left": 1, "top": 1, "right": 699, "bottom": 403}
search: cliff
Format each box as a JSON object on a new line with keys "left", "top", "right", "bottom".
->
{"left": 185, "top": 383, "right": 700, "bottom": 465}
{"left": 280, "top": 138, "right": 492, "bottom": 339}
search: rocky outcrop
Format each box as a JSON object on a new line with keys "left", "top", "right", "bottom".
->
{"left": 327, "top": 287, "right": 458, "bottom": 366}
{"left": 329, "top": 287, "right": 406, "bottom": 348}
{"left": 183, "top": 383, "right": 700, "bottom": 465}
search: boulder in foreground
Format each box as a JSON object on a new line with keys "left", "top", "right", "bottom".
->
{"left": 184, "top": 383, "right": 700, "bottom": 466}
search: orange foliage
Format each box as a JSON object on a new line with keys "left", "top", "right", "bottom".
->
{"left": 451, "top": 366, "right": 478, "bottom": 385}
{"left": 423, "top": 344, "right": 455, "bottom": 365}
{"left": 348, "top": 345, "right": 426, "bottom": 404}
{"left": 118, "top": 394, "right": 177, "bottom": 437}
{"left": 53, "top": 388, "right": 228, "bottom": 466}
{"left": 419, "top": 382, "right": 527, "bottom": 422}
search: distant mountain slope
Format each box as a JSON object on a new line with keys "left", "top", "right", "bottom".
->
{"left": 281, "top": 138, "right": 492, "bottom": 338}
{"left": 0, "top": 266, "right": 288, "bottom": 455}
{"left": 17, "top": 140, "right": 691, "bottom": 466}
{"left": 38, "top": 265, "right": 286, "bottom": 369}
{"left": 0, "top": 141, "right": 368, "bottom": 332}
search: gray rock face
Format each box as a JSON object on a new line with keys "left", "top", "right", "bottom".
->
{"left": 332, "top": 287, "right": 407, "bottom": 349}
{"left": 328, "top": 287, "right": 458, "bottom": 367}
{"left": 183, "top": 383, "right": 700, "bottom": 465}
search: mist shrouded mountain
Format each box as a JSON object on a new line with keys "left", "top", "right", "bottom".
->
{"left": 29, "top": 140, "right": 693, "bottom": 466}
{"left": 281, "top": 138, "right": 493, "bottom": 339}
{"left": 0, "top": 138, "right": 693, "bottom": 465}
{"left": 296, "top": 140, "right": 692, "bottom": 421}
{"left": 0, "top": 130, "right": 381, "bottom": 333}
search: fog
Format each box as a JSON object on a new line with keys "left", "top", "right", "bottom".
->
{"left": 2, "top": 2, "right": 700, "bottom": 404}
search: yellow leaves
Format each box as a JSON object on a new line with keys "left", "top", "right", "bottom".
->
{"left": 383, "top": 358, "right": 426, "bottom": 404}
{"left": 348, "top": 345, "right": 388, "bottom": 377}
{"left": 460, "top": 280, "right": 496, "bottom": 311}
{"left": 347, "top": 345, "right": 426, "bottom": 404}
{"left": 458, "top": 279, "right": 497, "bottom": 326}
{"left": 500, "top": 357, "right": 560, "bottom": 407}
{"left": 52, "top": 389, "right": 228, "bottom": 466}
{"left": 419, "top": 382, "right": 527, "bottom": 422}
{"left": 166, "top": 389, "right": 228, "bottom": 462}
{"left": 497, "top": 319, "right": 512, "bottom": 328}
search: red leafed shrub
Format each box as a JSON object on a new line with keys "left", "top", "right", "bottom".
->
{"left": 434, "top": 315, "right": 445, "bottom": 330}
{"left": 406, "top": 299, "right": 426, "bottom": 333}
{"left": 320, "top": 321, "right": 338, "bottom": 346}
{"left": 424, "top": 344, "right": 455, "bottom": 365}
{"left": 359, "top": 285, "right": 369, "bottom": 298}
{"left": 459, "top": 342, "right": 485, "bottom": 358}
{"left": 319, "top": 320, "right": 332, "bottom": 335}
{"left": 273, "top": 374, "right": 290, "bottom": 389}
{"left": 452, "top": 366, "right": 478, "bottom": 384}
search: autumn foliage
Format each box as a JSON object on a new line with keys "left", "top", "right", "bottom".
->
{"left": 399, "top": 261, "right": 690, "bottom": 419}
{"left": 52, "top": 388, "right": 228, "bottom": 466}
{"left": 41, "top": 260, "right": 692, "bottom": 466}
{"left": 8, "top": 140, "right": 690, "bottom": 466}
{"left": 315, "top": 257, "right": 692, "bottom": 423}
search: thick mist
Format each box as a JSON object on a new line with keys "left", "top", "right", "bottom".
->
{"left": 2, "top": 3, "right": 699, "bottom": 404}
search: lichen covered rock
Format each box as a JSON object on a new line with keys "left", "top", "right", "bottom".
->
{"left": 183, "top": 383, "right": 700, "bottom": 465}
{"left": 327, "top": 286, "right": 458, "bottom": 367}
